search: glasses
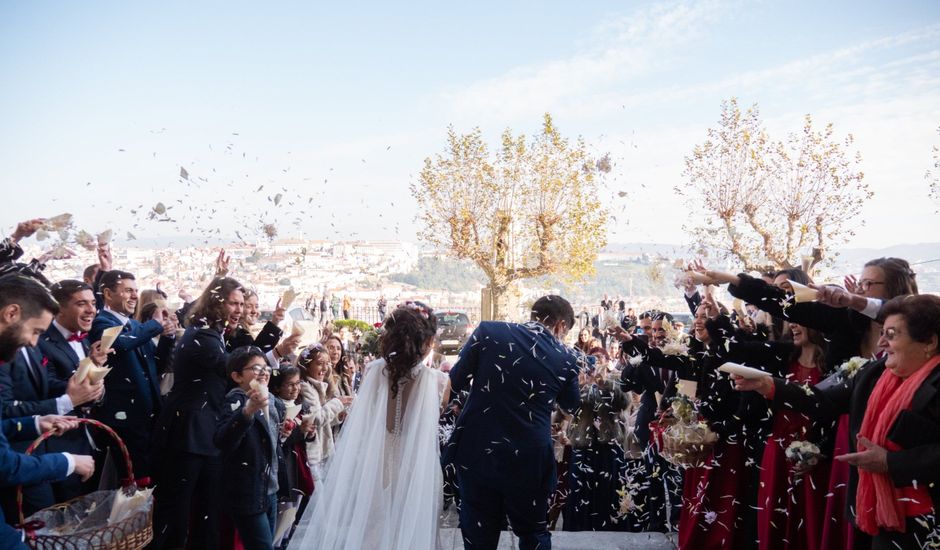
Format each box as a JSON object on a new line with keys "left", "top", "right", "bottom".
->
{"left": 858, "top": 280, "right": 885, "bottom": 292}
{"left": 242, "top": 365, "right": 272, "bottom": 377}
{"left": 879, "top": 328, "right": 903, "bottom": 342}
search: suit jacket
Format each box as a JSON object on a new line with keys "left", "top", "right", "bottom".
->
{"left": 88, "top": 311, "right": 168, "bottom": 429}
{"left": 154, "top": 326, "right": 229, "bottom": 457}
{"left": 38, "top": 325, "right": 89, "bottom": 384}
{"left": 0, "top": 347, "right": 67, "bottom": 438}
{"left": 0, "top": 406, "right": 69, "bottom": 549}
{"left": 444, "top": 321, "right": 582, "bottom": 490}
{"left": 773, "top": 356, "right": 940, "bottom": 520}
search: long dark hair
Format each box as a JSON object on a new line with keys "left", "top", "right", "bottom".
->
{"left": 379, "top": 303, "right": 438, "bottom": 399}
{"left": 187, "top": 277, "right": 243, "bottom": 330}
{"left": 790, "top": 324, "right": 829, "bottom": 372}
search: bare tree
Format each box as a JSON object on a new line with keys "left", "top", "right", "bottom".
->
{"left": 678, "top": 99, "right": 870, "bottom": 271}
{"left": 412, "top": 114, "right": 609, "bottom": 320}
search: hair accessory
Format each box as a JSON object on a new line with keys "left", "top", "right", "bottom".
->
{"left": 397, "top": 300, "right": 432, "bottom": 319}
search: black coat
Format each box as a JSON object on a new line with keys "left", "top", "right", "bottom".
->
{"left": 215, "top": 388, "right": 281, "bottom": 515}
{"left": 772, "top": 356, "right": 940, "bottom": 521}
{"left": 154, "top": 326, "right": 229, "bottom": 457}
{"left": 728, "top": 273, "right": 872, "bottom": 367}
{"left": 226, "top": 322, "right": 283, "bottom": 354}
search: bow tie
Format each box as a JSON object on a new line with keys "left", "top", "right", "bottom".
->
{"left": 67, "top": 332, "right": 87, "bottom": 343}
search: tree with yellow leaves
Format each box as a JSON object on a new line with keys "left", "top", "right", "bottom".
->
{"left": 412, "top": 114, "right": 609, "bottom": 321}
{"left": 678, "top": 98, "right": 870, "bottom": 272}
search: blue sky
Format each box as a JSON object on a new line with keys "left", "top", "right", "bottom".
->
{"left": 1, "top": 0, "right": 938, "bottom": 251}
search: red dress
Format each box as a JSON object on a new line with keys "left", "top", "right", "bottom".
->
{"left": 757, "top": 362, "right": 829, "bottom": 550}
{"left": 677, "top": 439, "right": 750, "bottom": 549}
{"left": 819, "top": 415, "right": 854, "bottom": 550}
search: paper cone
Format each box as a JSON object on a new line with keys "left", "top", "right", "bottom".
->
{"left": 281, "top": 288, "right": 298, "bottom": 310}
{"left": 789, "top": 280, "right": 818, "bottom": 303}
{"left": 284, "top": 402, "right": 302, "bottom": 420}
{"left": 99, "top": 325, "right": 124, "bottom": 353}
{"left": 87, "top": 366, "right": 112, "bottom": 384}
{"left": 74, "top": 357, "right": 94, "bottom": 384}
{"left": 250, "top": 379, "right": 269, "bottom": 399}
{"left": 109, "top": 487, "right": 154, "bottom": 525}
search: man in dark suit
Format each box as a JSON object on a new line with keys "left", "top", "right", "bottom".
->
{"left": 0, "top": 274, "right": 96, "bottom": 548}
{"left": 444, "top": 295, "right": 583, "bottom": 550}
{"left": 89, "top": 270, "right": 173, "bottom": 485}
{"left": 37, "top": 280, "right": 111, "bottom": 502}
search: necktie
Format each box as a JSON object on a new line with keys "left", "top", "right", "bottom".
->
{"left": 68, "top": 332, "right": 87, "bottom": 342}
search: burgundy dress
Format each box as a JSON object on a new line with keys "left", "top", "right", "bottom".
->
{"left": 756, "top": 362, "right": 829, "bottom": 550}
{"left": 677, "top": 439, "right": 750, "bottom": 549}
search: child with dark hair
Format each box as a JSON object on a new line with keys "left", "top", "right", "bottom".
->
{"left": 268, "top": 365, "right": 312, "bottom": 548}
{"left": 215, "top": 346, "right": 281, "bottom": 550}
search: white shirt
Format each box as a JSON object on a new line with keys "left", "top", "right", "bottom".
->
{"left": 103, "top": 306, "right": 131, "bottom": 326}
{"left": 53, "top": 320, "right": 87, "bottom": 361}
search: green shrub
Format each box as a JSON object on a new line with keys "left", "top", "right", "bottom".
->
{"left": 333, "top": 319, "right": 373, "bottom": 332}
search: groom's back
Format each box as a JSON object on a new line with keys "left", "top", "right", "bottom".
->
{"left": 447, "top": 320, "right": 581, "bottom": 485}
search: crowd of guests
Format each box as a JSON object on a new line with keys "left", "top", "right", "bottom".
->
{"left": 0, "top": 214, "right": 937, "bottom": 550}
{"left": 545, "top": 259, "right": 940, "bottom": 550}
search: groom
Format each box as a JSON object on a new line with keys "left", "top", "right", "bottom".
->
{"left": 444, "top": 295, "right": 584, "bottom": 549}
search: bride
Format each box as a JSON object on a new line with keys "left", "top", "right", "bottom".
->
{"left": 297, "top": 301, "right": 451, "bottom": 550}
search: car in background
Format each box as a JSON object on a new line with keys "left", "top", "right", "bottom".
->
{"left": 434, "top": 310, "right": 472, "bottom": 354}
{"left": 668, "top": 312, "right": 694, "bottom": 333}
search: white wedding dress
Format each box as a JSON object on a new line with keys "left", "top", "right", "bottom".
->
{"left": 297, "top": 358, "right": 449, "bottom": 550}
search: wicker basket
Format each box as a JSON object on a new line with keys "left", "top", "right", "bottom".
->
{"left": 17, "top": 418, "right": 153, "bottom": 550}
{"left": 650, "top": 414, "right": 718, "bottom": 469}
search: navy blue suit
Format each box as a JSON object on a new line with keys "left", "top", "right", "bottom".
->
{"left": 36, "top": 327, "right": 98, "bottom": 503}
{"left": 0, "top": 408, "right": 70, "bottom": 549}
{"left": 89, "top": 311, "right": 171, "bottom": 481}
{"left": 0, "top": 347, "right": 72, "bottom": 517}
{"left": 444, "top": 321, "right": 582, "bottom": 550}
{"left": 37, "top": 326, "right": 89, "bottom": 384}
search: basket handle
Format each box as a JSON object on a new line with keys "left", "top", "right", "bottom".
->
{"left": 16, "top": 417, "right": 137, "bottom": 530}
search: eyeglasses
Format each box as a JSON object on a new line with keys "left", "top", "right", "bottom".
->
{"left": 242, "top": 365, "right": 272, "bottom": 377}
{"left": 858, "top": 280, "right": 886, "bottom": 292}
{"left": 879, "top": 328, "right": 903, "bottom": 342}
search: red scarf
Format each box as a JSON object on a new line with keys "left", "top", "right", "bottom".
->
{"left": 855, "top": 354, "right": 940, "bottom": 535}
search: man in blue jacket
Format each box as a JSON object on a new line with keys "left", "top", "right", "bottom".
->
{"left": 89, "top": 270, "right": 173, "bottom": 485}
{"left": 444, "top": 295, "right": 585, "bottom": 550}
{"left": 0, "top": 274, "right": 95, "bottom": 548}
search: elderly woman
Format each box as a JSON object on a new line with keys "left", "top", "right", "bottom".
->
{"left": 734, "top": 294, "right": 940, "bottom": 549}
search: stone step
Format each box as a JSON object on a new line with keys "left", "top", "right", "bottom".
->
{"left": 439, "top": 529, "right": 677, "bottom": 550}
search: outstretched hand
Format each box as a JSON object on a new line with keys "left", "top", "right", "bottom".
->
{"left": 836, "top": 436, "right": 888, "bottom": 473}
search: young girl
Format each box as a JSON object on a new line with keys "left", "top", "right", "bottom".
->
{"left": 215, "top": 346, "right": 282, "bottom": 550}
{"left": 297, "top": 344, "right": 351, "bottom": 483}
{"left": 268, "top": 365, "right": 313, "bottom": 548}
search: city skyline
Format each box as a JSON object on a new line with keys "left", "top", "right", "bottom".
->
{"left": 2, "top": 1, "right": 938, "bottom": 250}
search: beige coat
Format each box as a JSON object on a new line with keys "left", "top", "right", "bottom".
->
{"left": 300, "top": 378, "right": 345, "bottom": 465}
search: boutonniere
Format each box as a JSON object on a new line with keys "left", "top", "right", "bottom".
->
{"left": 41, "top": 357, "right": 49, "bottom": 368}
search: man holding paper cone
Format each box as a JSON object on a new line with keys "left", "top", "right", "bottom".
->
{"left": 0, "top": 274, "right": 95, "bottom": 549}
{"left": 90, "top": 270, "right": 174, "bottom": 485}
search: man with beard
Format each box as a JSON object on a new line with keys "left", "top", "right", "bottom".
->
{"left": 90, "top": 270, "right": 174, "bottom": 485}
{"left": 0, "top": 280, "right": 105, "bottom": 517}
{"left": 0, "top": 274, "right": 95, "bottom": 548}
